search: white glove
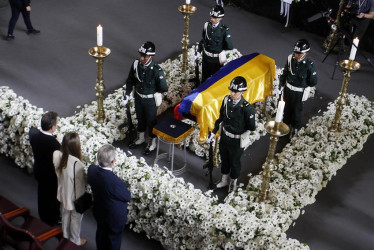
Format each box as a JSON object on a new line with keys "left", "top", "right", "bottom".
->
{"left": 302, "top": 87, "right": 311, "bottom": 102}
{"left": 123, "top": 95, "right": 129, "bottom": 106}
{"left": 277, "top": 87, "right": 284, "bottom": 97}
{"left": 206, "top": 132, "right": 215, "bottom": 143}
{"left": 194, "top": 52, "right": 201, "bottom": 61}
{"left": 219, "top": 51, "right": 227, "bottom": 65}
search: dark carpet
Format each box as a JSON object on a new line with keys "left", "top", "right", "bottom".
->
{"left": 1, "top": 0, "right": 374, "bottom": 249}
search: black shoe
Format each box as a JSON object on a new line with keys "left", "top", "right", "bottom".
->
{"left": 143, "top": 148, "right": 151, "bottom": 155}
{"left": 143, "top": 138, "right": 156, "bottom": 155}
{"left": 6, "top": 34, "right": 15, "bottom": 40}
{"left": 27, "top": 29, "right": 40, "bottom": 35}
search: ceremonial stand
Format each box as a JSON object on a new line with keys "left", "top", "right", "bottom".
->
{"left": 153, "top": 117, "right": 193, "bottom": 175}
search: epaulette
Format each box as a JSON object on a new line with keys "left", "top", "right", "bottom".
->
{"left": 221, "top": 24, "right": 229, "bottom": 30}
{"left": 153, "top": 64, "right": 162, "bottom": 70}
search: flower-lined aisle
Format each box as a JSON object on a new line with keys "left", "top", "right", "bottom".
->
{"left": 1, "top": 51, "right": 373, "bottom": 248}
{"left": 0, "top": 47, "right": 275, "bottom": 171}
{"left": 2, "top": 86, "right": 374, "bottom": 249}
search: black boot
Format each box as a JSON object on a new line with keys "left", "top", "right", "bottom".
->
{"left": 143, "top": 137, "right": 157, "bottom": 155}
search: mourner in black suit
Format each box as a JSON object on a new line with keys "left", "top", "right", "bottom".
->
{"left": 87, "top": 145, "right": 131, "bottom": 250}
{"left": 29, "top": 111, "right": 61, "bottom": 226}
{"left": 7, "top": 0, "right": 40, "bottom": 40}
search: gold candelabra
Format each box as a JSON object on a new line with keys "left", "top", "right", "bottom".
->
{"left": 329, "top": 59, "right": 360, "bottom": 131}
{"left": 178, "top": 4, "right": 197, "bottom": 72}
{"left": 88, "top": 46, "right": 111, "bottom": 123}
{"left": 258, "top": 120, "right": 290, "bottom": 201}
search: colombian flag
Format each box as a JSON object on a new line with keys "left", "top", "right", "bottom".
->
{"left": 178, "top": 53, "right": 275, "bottom": 141}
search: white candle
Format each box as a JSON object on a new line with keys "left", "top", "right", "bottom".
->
{"left": 349, "top": 37, "right": 359, "bottom": 61}
{"left": 275, "top": 100, "right": 285, "bottom": 123}
{"left": 186, "top": 0, "right": 191, "bottom": 4}
{"left": 97, "top": 25, "right": 103, "bottom": 46}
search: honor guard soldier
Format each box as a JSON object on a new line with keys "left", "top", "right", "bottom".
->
{"left": 279, "top": 39, "right": 318, "bottom": 137}
{"left": 198, "top": 5, "right": 234, "bottom": 83}
{"left": 123, "top": 41, "right": 169, "bottom": 155}
{"left": 206, "top": 76, "right": 256, "bottom": 193}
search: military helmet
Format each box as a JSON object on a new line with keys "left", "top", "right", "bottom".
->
{"left": 138, "top": 41, "right": 156, "bottom": 56}
{"left": 228, "top": 76, "right": 247, "bottom": 92}
{"left": 293, "top": 39, "right": 310, "bottom": 54}
{"left": 210, "top": 5, "right": 225, "bottom": 18}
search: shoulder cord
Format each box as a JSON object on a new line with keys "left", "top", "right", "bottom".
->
{"left": 204, "top": 22, "right": 211, "bottom": 41}
{"left": 133, "top": 60, "right": 141, "bottom": 82}
{"left": 224, "top": 95, "right": 229, "bottom": 119}
{"left": 288, "top": 54, "right": 295, "bottom": 76}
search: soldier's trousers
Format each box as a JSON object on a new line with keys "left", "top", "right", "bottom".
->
{"left": 134, "top": 94, "right": 157, "bottom": 138}
{"left": 219, "top": 134, "right": 244, "bottom": 179}
{"left": 202, "top": 53, "right": 221, "bottom": 84}
{"left": 283, "top": 88, "right": 304, "bottom": 129}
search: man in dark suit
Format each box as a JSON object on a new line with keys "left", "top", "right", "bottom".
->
{"left": 87, "top": 144, "right": 131, "bottom": 250}
{"left": 6, "top": 0, "right": 40, "bottom": 40}
{"left": 29, "top": 111, "right": 61, "bottom": 226}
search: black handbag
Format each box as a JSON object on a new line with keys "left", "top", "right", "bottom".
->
{"left": 73, "top": 161, "right": 92, "bottom": 214}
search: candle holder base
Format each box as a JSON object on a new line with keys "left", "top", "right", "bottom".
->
{"left": 89, "top": 46, "right": 111, "bottom": 58}
{"left": 264, "top": 120, "right": 290, "bottom": 137}
{"left": 178, "top": 4, "right": 197, "bottom": 14}
{"left": 339, "top": 59, "right": 361, "bottom": 71}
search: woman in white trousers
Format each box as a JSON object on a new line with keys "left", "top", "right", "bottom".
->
{"left": 53, "top": 132, "right": 87, "bottom": 246}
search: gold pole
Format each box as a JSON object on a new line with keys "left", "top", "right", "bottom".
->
{"left": 88, "top": 46, "right": 111, "bottom": 123}
{"left": 178, "top": 4, "right": 197, "bottom": 73}
{"left": 329, "top": 59, "right": 360, "bottom": 131}
{"left": 258, "top": 120, "right": 289, "bottom": 201}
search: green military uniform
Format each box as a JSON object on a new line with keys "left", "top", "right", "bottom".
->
{"left": 212, "top": 95, "right": 256, "bottom": 179}
{"left": 198, "top": 21, "right": 233, "bottom": 83}
{"left": 125, "top": 60, "right": 168, "bottom": 138}
{"left": 279, "top": 54, "right": 317, "bottom": 130}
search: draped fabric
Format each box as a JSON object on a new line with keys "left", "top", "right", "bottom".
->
{"left": 178, "top": 53, "right": 275, "bottom": 141}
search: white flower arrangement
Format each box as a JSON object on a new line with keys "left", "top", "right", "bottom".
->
{"left": 1, "top": 48, "right": 373, "bottom": 249}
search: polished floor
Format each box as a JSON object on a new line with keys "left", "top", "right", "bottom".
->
{"left": 1, "top": 0, "right": 374, "bottom": 249}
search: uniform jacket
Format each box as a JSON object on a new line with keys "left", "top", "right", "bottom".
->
{"left": 87, "top": 165, "right": 131, "bottom": 233}
{"left": 29, "top": 128, "right": 61, "bottom": 184}
{"left": 125, "top": 60, "right": 168, "bottom": 96}
{"left": 53, "top": 151, "right": 86, "bottom": 211}
{"left": 212, "top": 95, "right": 256, "bottom": 135}
{"left": 279, "top": 54, "right": 317, "bottom": 88}
{"left": 199, "top": 21, "right": 233, "bottom": 54}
